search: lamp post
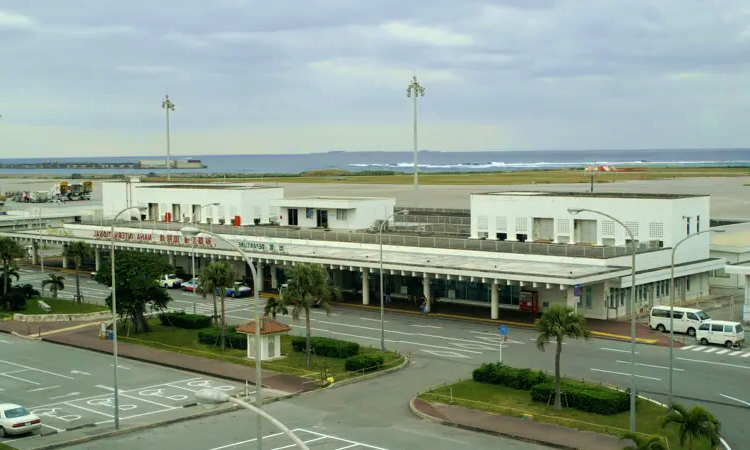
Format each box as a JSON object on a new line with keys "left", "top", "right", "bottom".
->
{"left": 195, "top": 388, "right": 310, "bottom": 450}
{"left": 568, "top": 207, "right": 637, "bottom": 432}
{"left": 668, "top": 228, "right": 723, "bottom": 402}
{"left": 180, "top": 226, "right": 263, "bottom": 450}
{"left": 162, "top": 94, "right": 175, "bottom": 181}
{"left": 110, "top": 206, "right": 143, "bottom": 430}
{"left": 38, "top": 208, "right": 44, "bottom": 277}
{"left": 190, "top": 203, "right": 219, "bottom": 314}
{"left": 406, "top": 75, "right": 425, "bottom": 207}
{"left": 379, "top": 208, "right": 409, "bottom": 351}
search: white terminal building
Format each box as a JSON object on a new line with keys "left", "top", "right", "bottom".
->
{"left": 5, "top": 184, "right": 729, "bottom": 321}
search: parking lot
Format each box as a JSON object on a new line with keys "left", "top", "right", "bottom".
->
{"left": 207, "top": 429, "right": 389, "bottom": 450}
{"left": 0, "top": 335, "right": 276, "bottom": 447}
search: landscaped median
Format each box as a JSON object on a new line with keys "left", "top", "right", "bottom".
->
{"left": 118, "top": 311, "right": 405, "bottom": 386}
{"left": 415, "top": 363, "right": 718, "bottom": 450}
{"left": 1, "top": 297, "right": 110, "bottom": 320}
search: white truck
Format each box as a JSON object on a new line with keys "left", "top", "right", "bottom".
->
{"left": 158, "top": 274, "right": 183, "bottom": 289}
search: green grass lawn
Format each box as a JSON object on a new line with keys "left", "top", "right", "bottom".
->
{"left": 0, "top": 297, "right": 110, "bottom": 318}
{"left": 120, "top": 320, "right": 404, "bottom": 381}
{"left": 420, "top": 380, "right": 714, "bottom": 450}
{"left": 0, "top": 443, "right": 18, "bottom": 450}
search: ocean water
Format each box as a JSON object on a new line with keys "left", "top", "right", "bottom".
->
{"left": 0, "top": 149, "right": 749, "bottom": 175}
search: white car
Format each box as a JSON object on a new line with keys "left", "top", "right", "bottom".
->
{"left": 158, "top": 274, "right": 183, "bottom": 289}
{"left": 0, "top": 403, "right": 42, "bottom": 437}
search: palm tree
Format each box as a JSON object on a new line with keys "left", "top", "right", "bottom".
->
{"left": 619, "top": 432, "right": 668, "bottom": 450}
{"left": 42, "top": 274, "right": 66, "bottom": 299}
{"left": 263, "top": 296, "right": 288, "bottom": 320}
{"left": 0, "top": 237, "right": 24, "bottom": 294}
{"left": 534, "top": 304, "right": 591, "bottom": 410}
{"left": 196, "top": 276, "right": 219, "bottom": 327}
{"left": 280, "top": 263, "right": 340, "bottom": 367}
{"left": 662, "top": 402, "right": 721, "bottom": 450}
{"left": 63, "top": 241, "right": 94, "bottom": 303}
{"left": 200, "top": 262, "right": 235, "bottom": 350}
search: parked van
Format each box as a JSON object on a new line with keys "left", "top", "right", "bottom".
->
{"left": 696, "top": 321, "right": 744, "bottom": 349}
{"left": 649, "top": 306, "right": 711, "bottom": 337}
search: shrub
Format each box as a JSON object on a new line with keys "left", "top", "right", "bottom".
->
{"left": 197, "top": 328, "right": 247, "bottom": 349}
{"left": 159, "top": 311, "right": 212, "bottom": 329}
{"left": 345, "top": 354, "right": 384, "bottom": 372}
{"left": 472, "top": 363, "right": 549, "bottom": 390}
{"left": 291, "top": 336, "right": 359, "bottom": 358}
{"left": 530, "top": 382, "right": 629, "bottom": 415}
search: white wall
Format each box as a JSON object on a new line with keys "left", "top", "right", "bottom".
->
{"left": 279, "top": 198, "right": 395, "bottom": 230}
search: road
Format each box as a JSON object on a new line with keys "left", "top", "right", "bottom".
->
{"left": 0, "top": 334, "right": 281, "bottom": 449}
{"left": 16, "top": 266, "right": 750, "bottom": 448}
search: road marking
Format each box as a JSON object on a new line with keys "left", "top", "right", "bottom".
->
{"left": 412, "top": 324, "right": 442, "bottom": 329}
{"left": 691, "top": 346, "right": 707, "bottom": 352}
{"left": 269, "top": 436, "right": 327, "bottom": 450}
{"left": 742, "top": 352, "right": 750, "bottom": 358}
{"left": 119, "top": 392, "right": 176, "bottom": 409}
{"left": 590, "top": 368, "right": 661, "bottom": 381}
{"left": 529, "top": 337, "right": 566, "bottom": 345}
{"left": 49, "top": 392, "right": 80, "bottom": 400}
{"left": 601, "top": 348, "right": 639, "bottom": 354}
{"left": 71, "top": 370, "right": 91, "bottom": 375}
{"left": 315, "top": 320, "right": 414, "bottom": 336}
{"left": 715, "top": 349, "right": 730, "bottom": 355}
{"left": 42, "top": 423, "right": 64, "bottom": 432}
{"left": 0, "top": 339, "right": 12, "bottom": 344}
{"left": 677, "top": 357, "right": 750, "bottom": 370}
{"left": 28, "top": 385, "right": 61, "bottom": 392}
{"left": 1, "top": 372, "right": 41, "bottom": 384}
{"left": 615, "top": 361, "right": 684, "bottom": 371}
{"left": 680, "top": 345, "right": 695, "bottom": 350}
{"left": 111, "top": 364, "right": 131, "bottom": 370}
{"left": 361, "top": 318, "right": 384, "bottom": 322}
{"left": 729, "top": 351, "right": 743, "bottom": 356}
{"left": 64, "top": 402, "right": 114, "bottom": 418}
{"left": 422, "top": 350, "right": 471, "bottom": 358}
{"left": 96, "top": 384, "right": 115, "bottom": 391}
{"left": 703, "top": 348, "right": 718, "bottom": 353}
{"left": 720, "top": 394, "right": 750, "bottom": 407}
{"left": 295, "top": 429, "right": 390, "bottom": 450}
{"left": 206, "top": 432, "right": 287, "bottom": 450}
{"left": 0, "top": 359, "right": 75, "bottom": 379}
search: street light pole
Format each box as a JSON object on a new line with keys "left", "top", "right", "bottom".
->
{"left": 180, "top": 226, "right": 263, "bottom": 450}
{"left": 162, "top": 95, "right": 176, "bottom": 182}
{"left": 406, "top": 75, "right": 425, "bottom": 208}
{"left": 379, "top": 208, "right": 409, "bottom": 351}
{"left": 569, "top": 207, "right": 637, "bottom": 433}
{"left": 110, "top": 206, "right": 143, "bottom": 430}
{"left": 190, "top": 203, "right": 219, "bottom": 314}
{"left": 669, "top": 228, "right": 723, "bottom": 402}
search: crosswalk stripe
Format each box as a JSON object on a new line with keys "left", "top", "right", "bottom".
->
{"left": 691, "top": 346, "right": 707, "bottom": 351}
{"left": 680, "top": 345, "right": 695, "bottom": 350}
{"left": 715, "top": 349, "right": 730, "bottom": 355}
{"left": 728, "top": 351, "right": 743, "bottom": 356}
{"left": 703, "top": 348, "right": 718, "bottom": 353}
{"left": 741, "top": 352, "right": 750, "bottom": 358}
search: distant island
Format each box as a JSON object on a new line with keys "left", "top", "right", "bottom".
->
{"left": 0, "top": 159, "right": 207, "bottom": 170}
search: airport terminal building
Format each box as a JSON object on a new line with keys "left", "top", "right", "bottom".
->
{"left": 4, "top": 182, "right": 725, "bottom": 321}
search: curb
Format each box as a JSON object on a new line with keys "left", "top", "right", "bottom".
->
{"left": 407, "top": 398, "right": 575, "bottom": 450}
{"left": 25, "top": 392, "right": 299, "bottom": 450}
{"left": 332, "top": 302, "right": 659, "bottom": 345}
{"left": 326, "top": 353, "right": 409, "bottom": 390}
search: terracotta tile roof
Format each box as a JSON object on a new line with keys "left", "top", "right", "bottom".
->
{"left": 235, "top": 319, "right": 291, "bottom": 336}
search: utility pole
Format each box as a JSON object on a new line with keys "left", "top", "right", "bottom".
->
{"left": 162, "top": 95, "right": 176, "bottom": 181}
{"left": 407, "top": 76, "right": 425, "bottom": 208}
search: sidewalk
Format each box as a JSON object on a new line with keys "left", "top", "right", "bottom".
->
{"left": 0, "top": 320, "right": 315, "bottom": 395}
{"left": 410, "top": 398, "right": 624, "bottom": 450}
{"left": 332, "top": 295, "right": 676, "bottom": 347}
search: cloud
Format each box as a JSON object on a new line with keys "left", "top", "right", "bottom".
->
{"left": 2, "top": 1, "right": 750, "bottom": 158}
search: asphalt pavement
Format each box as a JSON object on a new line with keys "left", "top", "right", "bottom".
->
{"left": 14, "top": 266, "right": 750, "bottom": 449}
{"left": 0, "top": 334, "right": 279, "bottom": 449}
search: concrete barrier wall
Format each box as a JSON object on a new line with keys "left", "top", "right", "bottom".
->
{"left": 13, "top": 311, "right": 113, "bottom": 323}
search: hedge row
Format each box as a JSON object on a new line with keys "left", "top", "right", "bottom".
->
{"left": 159, "top": 311, "right": 213, "bottom": 330}
{"left": 291, "top": 336, "right": 359, "bottom": 358}
{"left": 198, "top": 328, "right": 247, "bottom": 349}
{"left": 472, "top": 363, "right": 549, "bottom": 390}
{"left": 530, "top": 382, "right": 630, "bottom": 415}
{"left": 344, "top": 354, "right": 384, "bottom": 372}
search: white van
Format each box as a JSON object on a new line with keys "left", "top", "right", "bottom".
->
{"left": 649, "top": 306, "right": 710, "bottom": 337}
{"left": 696, "top": 321, "right": 744, "bottom": 348}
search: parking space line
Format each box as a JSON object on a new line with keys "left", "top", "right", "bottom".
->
{"left": 29, "top": 385, "right": 61, "bottom": 392}
{"left": 42, "top": 423, "right": 64, "bottom": 432}
{"left": 0, "top": 359, "right": 75, "bottom": 379}
{"left": 720, "top": 394, "right": 750, "bottom": 407}
{"left": 64, "top": 402, "right": 115, "bottom": 418}
{"left": 165, "top": 384, "right": 198, "bottom": 393}
{"left": 118, "top": 392, "right": 177, "bottom": 409}
{"left": 294, "top": 429, "right": 389, "bottom": 450}
{"left": 270, "top": 436, "right": 327, "bottom": 450}
{"left": 1, "top": 373, "right": 41, "bottom": 384}
{"left": 334, "top": 445, "right": 359, "bottom": 450}
{"left": 1, "top": 369, "right": 30, "bottom": 375}
{"left": 206, "top": 432, "right": 287, "bottom": 450}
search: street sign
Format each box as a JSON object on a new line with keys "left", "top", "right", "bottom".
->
{"left": 574, "top": 283, "right": 581, "bottom": 297}
{"left": 499, "top": 325, "right": 508, "bottom": 336}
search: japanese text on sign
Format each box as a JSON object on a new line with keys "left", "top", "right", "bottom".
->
{"left": 237, "top": 241, "right": 286, "bottom": 253}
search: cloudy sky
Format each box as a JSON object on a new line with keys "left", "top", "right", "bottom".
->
{"left": 1, "top": 0, "right": 750, "bottom": 157}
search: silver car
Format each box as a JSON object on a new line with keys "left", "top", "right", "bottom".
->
{"left": 0, "top": 403, "right": 42, "bottom": 437}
